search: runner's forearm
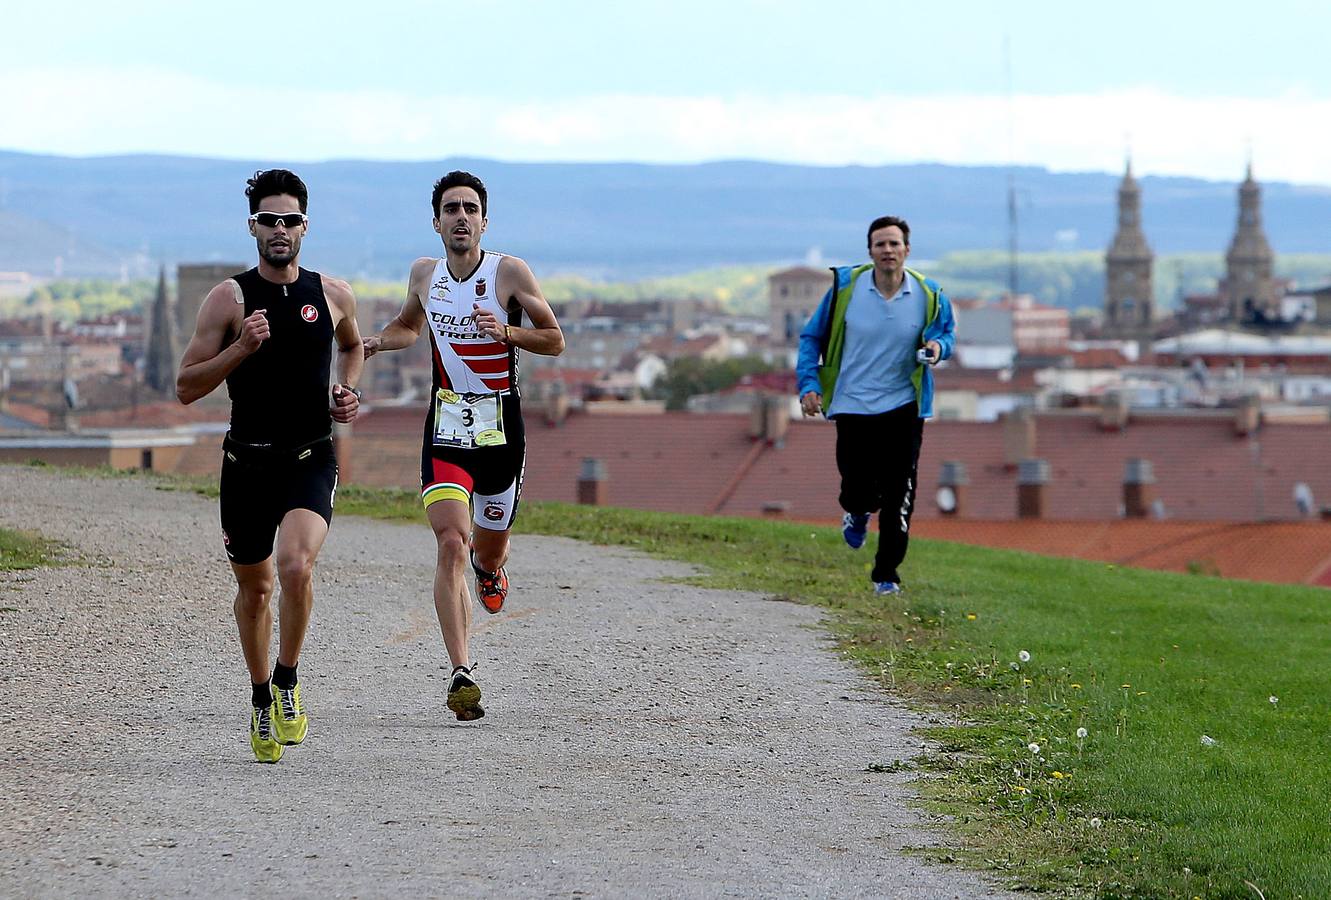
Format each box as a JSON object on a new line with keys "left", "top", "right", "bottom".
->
{"left": 507, "top": 325, "right": 564, "bottom": 356}
{"left": 177, "top": 342, "right": 250, "bottom": 405}
{"left": 335, "top": 344, "right": 364, "bottom": 391}
{"left": 377, "top": 317, "right": 421, "bottom": 352}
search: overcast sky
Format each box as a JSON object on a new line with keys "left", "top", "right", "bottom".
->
{"left": 4, "top": 0, "right": 1328, "bottom": 184}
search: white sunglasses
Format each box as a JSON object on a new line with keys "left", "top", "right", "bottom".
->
{"left": 249, "top": 211, "right": 308, "bottom": 228}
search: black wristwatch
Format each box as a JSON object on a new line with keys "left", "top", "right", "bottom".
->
{"left": 343, "top": 385, "right": 362, "bottom": 401}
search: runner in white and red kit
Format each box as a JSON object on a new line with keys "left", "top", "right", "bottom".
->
{"left": 362, "top": 171, "right": 564, "bottom": 721}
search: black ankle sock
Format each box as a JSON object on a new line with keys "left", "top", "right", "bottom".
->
{"left": 252, "top": 680, "right": 272, "bottom": 708}
{"left": 272, "top": 662, "right": 298, "bottom": 690}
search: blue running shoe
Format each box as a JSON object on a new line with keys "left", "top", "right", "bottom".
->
{"left": 842, "top": 512, "right": 870, "bottom": 549}
{"left": 874, "top": 581, "right": 902, "bottom": 596}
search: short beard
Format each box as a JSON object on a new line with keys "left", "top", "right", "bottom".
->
{"left": 259, "top": 239, "right": 298, "bottom": 267}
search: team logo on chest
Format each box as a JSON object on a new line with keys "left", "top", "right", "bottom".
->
{"left": 475, "top": 277, "right": 487, "bottom": 298}
{"left": 301, "top": 304, "right": 319, "bottom": 323}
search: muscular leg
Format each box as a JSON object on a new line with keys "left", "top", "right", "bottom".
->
{"left": 272, "top": 508, "right": 330, "bottom": 668}
{"left": 428, "top": 499, "right": 473, "bottom": 668}
{"left": 471, "top": 525, "right": 510, "bottom": 575}
{"left": 231, "top": 558, "right": 276, "bottom": 684}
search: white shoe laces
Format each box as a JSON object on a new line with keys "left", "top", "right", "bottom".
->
{"left": 276, "top": 686, "right": 301, "bottom": 719}
{"left": 254, "top": 705, "right": 275, "bottom": 740}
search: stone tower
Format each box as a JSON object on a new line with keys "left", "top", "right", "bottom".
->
{"left": 1104, "top": 160, "right": 1154, "bottom": 337}
{"left": 1221, "top": 163, "right": 1278, "bottom": 323}
{"left": 144, "top": 266, "right": 178, "bottom": 394}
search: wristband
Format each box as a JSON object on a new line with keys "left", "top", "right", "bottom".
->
{"left": 504, "top": 324, "right": 511, "bottom": 344}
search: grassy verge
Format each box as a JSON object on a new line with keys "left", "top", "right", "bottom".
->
{"left": 25, "top": 465, "right": 1327, "bottom": 897}
{"left": 0, "top": 527, "right": 61, "bottom": 572}
{"left": 512, "top": 503, "right": 1330, "bottom": 899}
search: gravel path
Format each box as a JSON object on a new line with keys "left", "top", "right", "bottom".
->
{"left": 0, "top": 465, "right": 1017, "bottom": 899}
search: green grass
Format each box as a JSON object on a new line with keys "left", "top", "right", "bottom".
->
{"left": 0, "top": 526, "right": 61, "bottom": 571}
{"left": 21, "top": 464, "right": 1328, "bottom": 897}
{"left": 507, "top": 503, "right": 1330, "bottom": 899}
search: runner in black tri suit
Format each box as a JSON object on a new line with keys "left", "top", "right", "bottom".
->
{"left": 177, "top": 169, "right": 364, "bottom": 762}
{"left": 362, "top": 170, "right": 564, "bottom": 721}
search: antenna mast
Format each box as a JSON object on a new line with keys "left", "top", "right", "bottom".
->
{"left": 1004, "top": 36, "right": 1018, "bottom": 299}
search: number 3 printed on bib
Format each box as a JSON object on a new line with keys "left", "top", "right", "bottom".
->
{"left": 433, "top": 389, "right": 507, "bottom": 448}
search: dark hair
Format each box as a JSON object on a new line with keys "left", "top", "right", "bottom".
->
{"left": 246, "top": 169, "right": 308, "bottom": 214}
{"left": 431, "top": 170, "right": 488, "bottom": 217}
{"left": 866, "top": 215, "right": 910, "bottom": 250}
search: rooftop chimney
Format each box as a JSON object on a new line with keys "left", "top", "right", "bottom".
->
{"left": 544, "top": 381, "right": 570, "bottom": 427}
{"left": 1235, "top": 394, "right": 1261, "bottom": 436}
{"left": 1100, "top": 391, "right": 1129, "bottom": 431}
{"left": 1002, "top": 407, "right": 1036, "bottom": 470}
{"left": 577, "top": 458, "right": 607, "bottom": 506}
{"left": 938, "top": 461, "right": 968, "bottom": 517}
{"left": 1017, "top": 458, "right": 1050, "bottom": 519}
{"left": 1122, "top": 458, "right": 1155, "bottom": 518}
{"left": 749, "top": 392, "right": 790, "bottom": 446}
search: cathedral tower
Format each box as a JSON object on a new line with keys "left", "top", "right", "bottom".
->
{"left": 1221, "top": 163, "right": 1277, "bottom": 323}
{"left": 1104, "top": 160, "right": 1154, "bottom": 337}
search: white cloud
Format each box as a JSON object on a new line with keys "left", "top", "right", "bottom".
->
{"left": 3, "top": 67, "right": 1328, "bottom": 185}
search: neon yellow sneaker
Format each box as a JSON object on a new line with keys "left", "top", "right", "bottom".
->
{"left": 446, "top": 664, "right": 485, "bottom": 721}
{"left": 250, "top": 702, "right": 284, "bottom": 763}
{"left": 272, "top": 682, "right": 308, "bottom": 746}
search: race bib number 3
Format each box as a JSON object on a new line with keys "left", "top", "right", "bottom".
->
{"left": 433, "top": 390, "right": 507, "bottom": 449}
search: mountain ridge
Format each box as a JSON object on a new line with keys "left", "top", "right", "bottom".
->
{"left": 1, "top": 150, "right": 1327, "bottom": 281}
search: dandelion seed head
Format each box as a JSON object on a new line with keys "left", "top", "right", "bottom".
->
{"left": 1200, "top": 734, "right": 1219, "bottom": 747}
{"left": 1269, "top": 695, "right": 1279, "bottom": 705}
{"left": 1010, "top": 662, "right": 1020, "bottom": 671}
{"left": 1076, "top": 727, "right": 1088, "bottom": 739}
{"left": 1028, "top": 742, "right": 1041, "bottom": 754}
{"left": 1090, "top": 817, "right": 1103, "bottom": 828}
{"left": 1018, "top": 650, "right": 1031, "bottom": 662}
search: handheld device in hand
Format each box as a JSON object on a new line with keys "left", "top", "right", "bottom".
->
{"left": 916, "top": 347, "right": 936, "bottom": 365}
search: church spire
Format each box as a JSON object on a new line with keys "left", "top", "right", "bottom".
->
{"left": 144, "top": 266, "right": 178, "bottom": 394}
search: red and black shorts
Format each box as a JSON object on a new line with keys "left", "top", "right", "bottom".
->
{"left": 419, "top": 396, "right": 526, "bottom": 532}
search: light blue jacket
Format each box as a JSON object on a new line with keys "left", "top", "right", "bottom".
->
{"left": 795, "top": 264, "right": 957, "bottom": 418}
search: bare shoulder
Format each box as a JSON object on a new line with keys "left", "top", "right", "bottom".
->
{"left": 198, "top": 280, "right": 244, "bottom": 322}
{"left": 497, "top": 253, "right": 533, "bottom": 278}
{"left": 320, "top": 274, "right": 357, "bottom": 310}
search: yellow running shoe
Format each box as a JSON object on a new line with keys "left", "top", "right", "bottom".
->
{"left": 272, "top": 682, "right": 308, "bottom": 746}
{"left": 446, "top": 664, "right": 485, "bottom": 721}
{"left": 250, "top": 702, "right": 284, "bottom": 763}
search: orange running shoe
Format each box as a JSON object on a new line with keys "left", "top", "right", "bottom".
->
{"left": 472, "top": 552, "right": 509, "bottom": 614}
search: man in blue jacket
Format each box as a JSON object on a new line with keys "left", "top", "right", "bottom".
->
{"left": 795, "top": 215, "right": 957, "bottom": 595}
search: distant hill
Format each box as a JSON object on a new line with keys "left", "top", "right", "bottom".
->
{"left": 1, "top": 151, "right": 1329, "bottom": 282}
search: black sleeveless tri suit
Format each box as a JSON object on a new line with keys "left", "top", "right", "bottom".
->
{"left": 218, "top": 267, "right": 339, "bottom": 564}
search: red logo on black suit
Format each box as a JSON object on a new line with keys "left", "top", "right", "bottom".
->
{"left": 475, "top": 278, "right": 487, "bottom": 298}
{"left": 301, "top": 304, "right": 318, "bottom": 322}
{"left": 484, "top": 503, "right": 504, "bottom": 521}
